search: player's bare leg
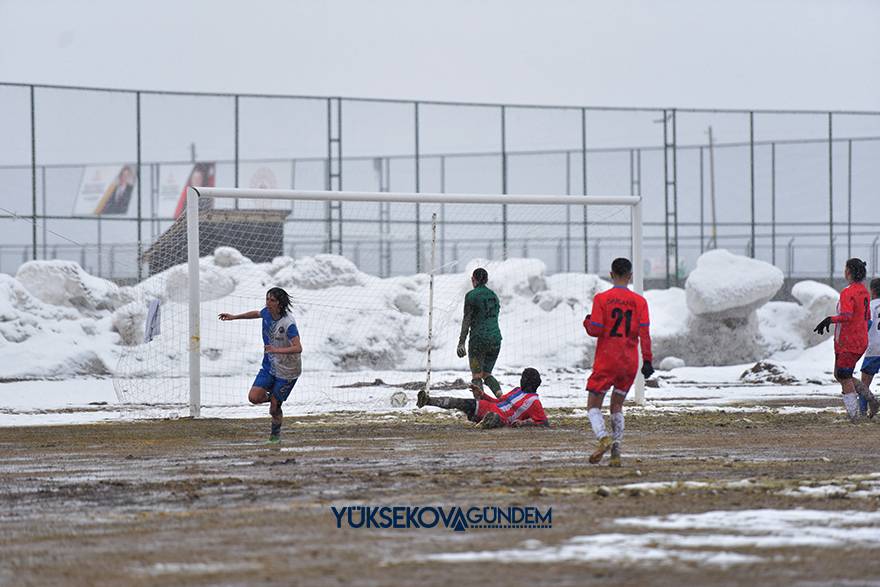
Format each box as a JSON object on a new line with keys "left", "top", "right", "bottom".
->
{"left": 587, "top": 391, "right": 612, "bottom": 464}
{"left": 608, "top": 391, "right": 626, "bottom": 467}
{"left": 248, "top": 386, "right": 270, "bottom": 404}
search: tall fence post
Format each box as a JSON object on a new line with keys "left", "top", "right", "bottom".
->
{"left": 581, "top": 108, "right": 588, "bottom": 273}
{"left": 771, "top": 142, "right": 776, "bottom": 266}
{"left": 500, "top": 105, "right": 508, "bottom": 260}
{"left": 749, "top": 111, "right": 756, "bottom": 259}
{"left": 234, "top": 94, "right": 240, "bottom": 211}
{"left": 30, "top": 85, "right": 37, "bottom": 261}
{"left": 136, "top": 91, "right": 143, "bottom": 281}
{"left": 828, "top": 112, "right": 834, "bottom": 285}
{"left": 414, "top": 102, "right": 421, "bottom": 272}
{"left": 847, "top": 139, "right": 852, "bottom": 259}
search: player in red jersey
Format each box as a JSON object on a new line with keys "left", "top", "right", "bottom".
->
{"left": 583, "top": 258, "right": 653, "bottom": 466}
{"left": 416, "top": 368, "right": 548, "bottom": 428}
{"left": 814, "top": 258, "right": 878, "bottom": 421}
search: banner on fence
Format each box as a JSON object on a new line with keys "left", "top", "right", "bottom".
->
{"left": 157, "top": 162, "right": 216, "bottom": 219}
{"left": 74, "top": 164, "right": 137, "bottom": 216}
{"left": 235, "top": 161, "right": 293, "bottom": 209}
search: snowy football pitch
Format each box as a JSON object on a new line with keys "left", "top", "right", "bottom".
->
{"left": 2, "top": 365, "right": 880, "bottom": 586}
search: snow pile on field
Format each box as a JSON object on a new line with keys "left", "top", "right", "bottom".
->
{"left": 0, "top": 270, "right": 118, "bottom": 378}
{"left": 428, "top": 509, "right": 880, "bottom": 568}
{"left": 0, "top": 249, "right": 842, "bottom": 381}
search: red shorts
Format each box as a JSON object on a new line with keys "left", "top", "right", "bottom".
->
{"left": 834, "top": 352, "right": 862, "bottom": 376}
{"left": 587, "top": 367, "right": 637, "bottom": 395}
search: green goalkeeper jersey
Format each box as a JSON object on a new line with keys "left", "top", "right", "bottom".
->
{"left": 460, "top": 284, "right": 502, "bottom": 347}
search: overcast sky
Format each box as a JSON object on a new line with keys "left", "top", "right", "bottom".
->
{"left": 1, "top": 0, "right": 878, "bottom": 111}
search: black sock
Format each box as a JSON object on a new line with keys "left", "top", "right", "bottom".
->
{"left": 270, "top": 422, "right": 281, "bottom": 437}
{"left": 484, "top": 375, "right": 501, "bottom": 395}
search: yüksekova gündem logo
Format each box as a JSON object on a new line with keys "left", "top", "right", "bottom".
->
{"left": 331, "top": 505, "right": 552, "bottom": 532}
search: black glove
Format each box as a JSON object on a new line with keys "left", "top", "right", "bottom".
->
{"left": 813, "top": 316, "right": 832, "bottom": 336}
{"left": 641, "top": 361, "right": 654, "bottom": 379}
{"left": 456, "top": 343, "right": 467, "bottom": 358}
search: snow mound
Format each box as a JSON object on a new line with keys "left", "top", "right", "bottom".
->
{"left": 274, "top": 254, "right": 367, "bottom": 289}
{"left": 466, "top": 258, "right": 548, "bottom": 301}
{"left": 739, "top": 361, "right": 800, "bottom": 385}
{"left": 791, "top": 280, "right": 838, "bottom": 346}
{"left": 112, "top": 301, "right": 148, "bottom": 346}
{"left": 659, "top": 356, "right": 685, "bottom": 370}
{"left": 163, "top": 263, "right": 235, "bottom": 303}
{"left": 686, "top": 250, "right": 784, "bottom": 317}
{"left": 0, "top": 273, "right": 117, "bottom": 378}
{"left": 213, "top": 246, "right": 249, "bottom": 267}
{"left": 16, "top": 260, "right": 130, "bottom": 314}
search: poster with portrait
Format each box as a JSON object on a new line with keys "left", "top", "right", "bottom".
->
{"left": 74, "top": 164, "right": 138, "bottom": 216}
{"left": 157, "top": 162, "right": 216, "bottom": 218}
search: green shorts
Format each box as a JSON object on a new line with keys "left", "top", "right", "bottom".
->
{"left": 468, "top": 342, "right": 500, "bottom": 374}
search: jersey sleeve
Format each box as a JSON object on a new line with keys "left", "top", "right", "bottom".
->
{"left": 286, "top": 319, "right": 299, "bottom": 339}
{"left": 638, "top": 296, "right": 653, "bottom": 363}
{"left": 528, "top": 400, "right": 548, "bottom": 426}
{"left": 459, "top": 292, "right": 475, "bottom": 344}
{"left": 584, "top": 295, "right": 606, "bottom": 337}
{"left": 831, "top": 289, "right": 855, "bottom": 323}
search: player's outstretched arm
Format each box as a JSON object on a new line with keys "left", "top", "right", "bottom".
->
{"left": 218, "top": 310, "right": 261, "bottom": 321}
{"left": 470, "top": 384, "right": 497, "bottom": 402}
{"left": 457, "top": 299, "right": 474, "bottom": 357}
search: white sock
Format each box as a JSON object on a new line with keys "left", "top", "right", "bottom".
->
{"left": 842, "top": 393, "right": 859, "bottom": 420}
{"left": 587, "top": 408, "right": 607, "bottom": 439}
{"left": 611, "top": 412, "right": 624, "bottom": 444}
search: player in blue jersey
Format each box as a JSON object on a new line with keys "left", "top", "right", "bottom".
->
{"left": 219, "top": 287, "right": 302, "bottom": 443}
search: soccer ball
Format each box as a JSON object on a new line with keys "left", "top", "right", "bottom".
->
{"left": 389, "top": 391, "right": 408, "bottom": 407}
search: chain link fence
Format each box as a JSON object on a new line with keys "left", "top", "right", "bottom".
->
{"left": 2, "top": 82, "right": 879, "bottom": 285}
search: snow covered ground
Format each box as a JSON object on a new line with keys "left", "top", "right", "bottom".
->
{"left": 0, "top": 248, "right": 861, "bottom": 427}
{"left": 0, "top": 347, "right": 844, "bottom": 427}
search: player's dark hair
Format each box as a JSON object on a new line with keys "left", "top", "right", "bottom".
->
{"left": 870, "top": 277, "right": 880, "bottom": 297}
{"left": 520, "top": 367, "right": 542, "bottom": 393}
{"left": 611, "top": 257, "right": 633, "bottom": 277}
{"left": 846, "top": 258, "right": 867, "bottom": 282}
{"left": 472, "top": 267, "right": 488, "bottom": 285}
{"left": 266, "top": 287, "right": 291, "bottom": 316}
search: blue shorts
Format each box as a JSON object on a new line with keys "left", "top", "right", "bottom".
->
{"left": 253, "top": 369, "right": 298, "bottom": 403}
{"left": 861, "top": 356, "right": 880, "bottom": 376}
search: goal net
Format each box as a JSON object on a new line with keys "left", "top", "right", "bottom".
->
{"left": 114, "top": 188, "right": 643, "bottom": 417}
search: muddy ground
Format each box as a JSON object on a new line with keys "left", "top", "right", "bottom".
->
{"left": 2, "top": 408, "right": 880, "bottom": 587}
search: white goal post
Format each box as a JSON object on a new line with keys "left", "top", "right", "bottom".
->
{"left": 184, "top": 186, "right": 644, "bottom": 417}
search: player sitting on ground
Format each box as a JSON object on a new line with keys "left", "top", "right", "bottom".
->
{"left": 859, "top": 278, "right": 880, "bottom": 417}
{"left": 583, "top": 257, "right": 653, "bottom": 467}
{"left": 416, "top": 367, "right": 548, "bottom": 428}
{"left": 814, "top": 258, "right": 878, "bottom": 422}
{"left": 218, "top": 287, "right": 303, "bottom": 443}
{"left": 457, "top": 267, "right": 504, "bottom": 398}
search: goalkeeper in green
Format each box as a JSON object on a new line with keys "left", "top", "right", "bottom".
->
{"left": 457, "top": 267, "right": 503, "bottom": 398}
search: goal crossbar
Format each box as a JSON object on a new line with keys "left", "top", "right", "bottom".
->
{"left": 193, "top": 187, "right": 641, "bottom": 208}
{"left": 184, "top": 187, "right": 644, "bottom": 417}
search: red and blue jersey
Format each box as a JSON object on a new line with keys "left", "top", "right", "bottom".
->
{"left": 476, "top": 387, "right": 547, "bottom": 426}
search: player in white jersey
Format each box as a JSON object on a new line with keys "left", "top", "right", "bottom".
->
{"left": 859, "top": 278, "right": 880, "bottom": 417}
{"left": 219, "top": 287, "right": 303, "bottom": 443}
